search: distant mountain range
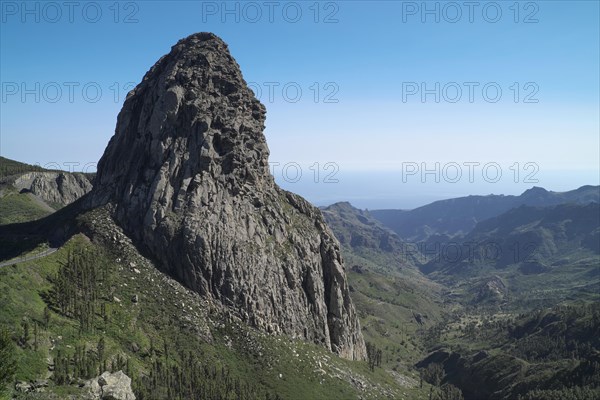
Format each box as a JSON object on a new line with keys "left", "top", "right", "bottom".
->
{"left": 370, "top": 186, "right": 600, "bottom": 241}
{"left": 324, "top": 188, "right": 599, "bottom": 311}
{"left": 423, "top": 202, "right": 600, "bottom": 277}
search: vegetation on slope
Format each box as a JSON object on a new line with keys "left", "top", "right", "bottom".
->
{"left": 2, "top": 171, "right": 597, "bottom": 400}
{"left": 0, "top": 157, "right": 50, "bottom": 180}
{"left": 419, "top": 302, "right": 600, "bottom": 400}
{"left": 322, "top": 202, "right": 445, "bottom": 367}
{"left": 323, "top": 201, "right": 600, "bottom": 400}
{"left": 0, "top": 207, "right": 433, "bottom": 399}
{"left": 0, "top": 187, "right": 53, "bottom": 225}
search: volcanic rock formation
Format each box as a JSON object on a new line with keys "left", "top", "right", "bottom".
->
{"left": 89, "top": 33, "right": 366, "bottom": 360}
{"left": 14, "top": 171, "right": 92, "bottom": 207}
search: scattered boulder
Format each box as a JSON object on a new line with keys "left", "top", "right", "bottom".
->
{"left": 473, "top": 350, "right": 489, "bottom": 363}
{"left": 15, "top": 381, "right": 32, "bottom": 392}
{"left": 130, "top": 342, "right": 140, "bottom": 353}
{"left": 32, "top": 379, "right": 49, "bottom": 389}
{"left": 84, "top": 371, "right": 135, "bottom": 400}
{"left": 351, "top": 265, "right": 365, "bottom": 274}
{"left": 13, "top": 379, "right": 48, "bottom": 393}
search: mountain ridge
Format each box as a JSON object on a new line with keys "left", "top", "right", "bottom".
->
{"left": 370, "top": 185, "right": 599, "bottom": 241}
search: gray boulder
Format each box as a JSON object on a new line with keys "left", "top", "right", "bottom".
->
{"left": 85, "top": 371, "right": 135, "bottom": 400}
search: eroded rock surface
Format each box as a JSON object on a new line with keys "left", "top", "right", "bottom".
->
{"left": 14, "top": 171, "right": 92, "bottom": 207}
{"left": 89, "top": 32, "right": 366, "bottom": 360}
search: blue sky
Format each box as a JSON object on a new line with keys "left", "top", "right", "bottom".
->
{"left": 1, "top": 1, "right": 599, "bottom": 208}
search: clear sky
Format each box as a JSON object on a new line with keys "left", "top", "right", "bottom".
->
{"left": 1, "top": 1, "right": 599, "bottom": 208}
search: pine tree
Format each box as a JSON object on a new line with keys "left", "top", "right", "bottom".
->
{"left": 0, "top": 328, "right": 17, "bottom": 397}
{"left": 97, "top": 337, "right": 105, "bottom": 368}
{"left": 438, "top": 384, "right": 464, "bottom": 400}
{"left": 20, "top": 320, "right": 30, "bottom": 349}
{"left": 33, "top": 322, "right": 39, "bottom": 351}
{"left": 43, "top": 306, "right": 51, "bottom": 329}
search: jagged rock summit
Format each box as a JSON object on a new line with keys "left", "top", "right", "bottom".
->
{"left": 89, "top": 32, "right": 366, "bottom": 360}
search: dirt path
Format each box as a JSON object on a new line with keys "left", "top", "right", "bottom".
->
{"left": 0, "top": 248, "right": 58, "bottom": 268}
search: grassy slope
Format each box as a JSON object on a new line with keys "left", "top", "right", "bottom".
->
{"left": 4, "top": 171, "right": 595, "bottom": 398}
{"left": 0, "top": 187, "right": 53, "bottom": 225}
{"left": 344, "top": 248, "right": 443, "bottom": 368}
{"left": 0, "top": 207, "right": 433, "bottom": 399}
{"left": 322, "top": 203, "right": 445, "bottom": 369}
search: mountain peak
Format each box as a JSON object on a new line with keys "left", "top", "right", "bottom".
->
{"left": 92, "top": 32, "right": 270, "bottom": 205}
{"left": 522, "top": 186, "right": 549, "bottom": 196}
{"left": 323, "top": 202, "right": 357, "bottom": 212}
{"left": 88, "top": 33, "right": 366, "bottom": 360}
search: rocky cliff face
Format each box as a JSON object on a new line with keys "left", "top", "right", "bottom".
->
{"left": 14, "top": 172, "right": 92, "bottom": 207}
{"left": 89, "top": 32, "right": 366, "bottom": 360}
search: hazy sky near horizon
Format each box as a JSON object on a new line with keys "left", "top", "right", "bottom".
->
{"left": 1, "top": 1, "right": 599, "bottom": 208}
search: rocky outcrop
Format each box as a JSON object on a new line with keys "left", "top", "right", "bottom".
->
{"left": 14, "top": 171, "right": 92, "bottom": 207}
{"left": 88, "top": 32, "right": 366, "bottom": 360}
{"left": 476, "top": 276, "right": 507, "bottom": 303}
{"left": 14, "top": 379, "right": 48, "bottom": 393}
{"left": 321, "top": 201, "right": 422, "bottom": 267}
{"left": 84, "top": 371, "right": 136, "bottom": 400}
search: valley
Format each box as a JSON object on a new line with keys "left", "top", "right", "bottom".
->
{"left": 322, "top": 195, "right": 599, "bottom": 399}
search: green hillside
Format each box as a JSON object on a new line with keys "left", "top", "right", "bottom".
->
{"left": 0, "top": 157, "right": 51, "bottom": 180}
{"left": 0, "top": 187, "right": 54, "bottom": 225}
{"left": 1, "top": 182, "right": 598, "bottom": 400}
{"left": 0, "top": 207, "right": 432, "bottom": 400}
{"left": 418, "top": 302, "right": 600, "bottom": 400}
